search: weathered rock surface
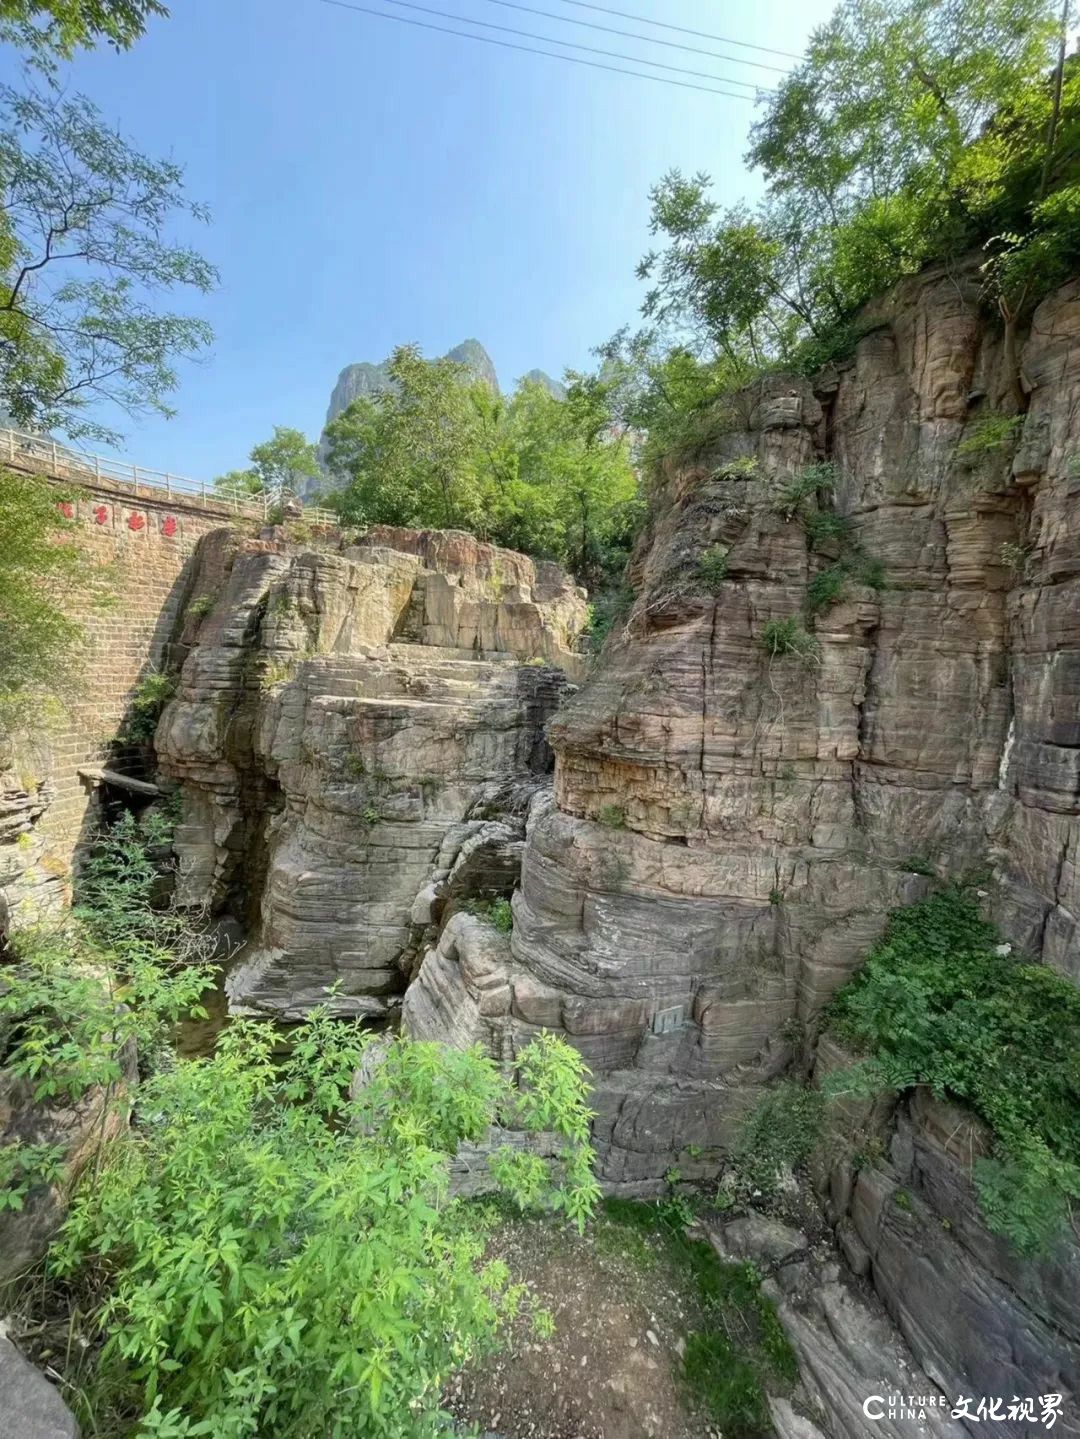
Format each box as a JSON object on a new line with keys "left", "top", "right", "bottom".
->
{"left": 829, "top": 1090, "right": 1080, "bottom": 1436}
{"left": 408, "top": 262, "right": 1078, "bottom": 1175}
{"left": 401, "top": 263, "right": 1080, "bottom": 1417}
{"left": 0, "top": 731, "right": 59, "bottom": 931}
{"left": 157, "top": 526, "right": 585, "bottom": 1018}
{"left": 0, "top": 1336, "right": 80, "bottom": 1439}
{"left": 707, "top": 1214, "right": 967, "bottom": 1439}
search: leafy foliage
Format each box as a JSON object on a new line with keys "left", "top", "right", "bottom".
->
{"left": 0, "top": 87, "right": 215, "bottom": 444}
{"left": 633, "top": 0, "right": 1077, "bottom": 395}
{"left": 0, "top": 809, "right": 214, "bottom": 1189}
{"left": 50, "top": 1023, "right": 598, "bottom": 1437}
{"left": 464, "top": 896, "right": 513, "bottom": 934}
{"left": 0, "top": 0, "right": 164, "bottom": 66}
{"left": 727, "top": 1083, "right": 826, "bottom": 1199}
{"left": 956, "top": 411, "right": 1024, "bottom": 455}
{"left": 597, "top": 803, "right": 627, "bottom": 828}
{"left": 696, "top": 544, "right": 730, "bottom": 591}
{"left": 213, "top": 427, "right": 320, "bottom": 503}
{"left": 805, "top": 564, "right": 849, "bottom": 614}
{"left": 829, "top": 886, "right": 1080, "bottom": 1254}
{"left": 324, "top": 347, "right": 639, "bottom": 587}
{"left": 773, "top": 462, "right": 836, "bottom": 519}
{"left": 123, "top": 670, "right": 175, "bottom": 744}
{"left": 0, "top": 471, "right": 108, "bottom": 724}
{"left": 760, "top": 617, "right": 820, "bottom": 663}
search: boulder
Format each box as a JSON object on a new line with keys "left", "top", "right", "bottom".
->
{"left": 0, "top": 1337, "right": 80, "bottom": 1439}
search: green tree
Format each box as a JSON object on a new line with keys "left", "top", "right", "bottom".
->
{"left": 0, "top": 87, "right": 216, "bottom": 443}
{"left": 0, "top": 0, "right": 165, "bottom": 63}
{"left": 326, "top": 351, "right": 639, "bottom": 586}
{"left": 637, "top": 0, "right": 1074, "bottom": 378}
{"left": 0, "top": 472, "right": 104, "bottom": 723}
{"left": 214, "top": 425, "right": 320, "bottom": 503}
{"left": 325, "top": 344, "right": 485, "bottom": 529}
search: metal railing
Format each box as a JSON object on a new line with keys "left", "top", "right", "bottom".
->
{"left": 1, "top": 426, "right": 339, "bottom": 526}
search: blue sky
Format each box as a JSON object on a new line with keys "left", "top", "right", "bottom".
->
{"left": 3, "top": 0, "right": 836, "bottom": 478}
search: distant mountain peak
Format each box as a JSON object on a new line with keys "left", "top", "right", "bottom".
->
{"left": 323, "top": 339, "right": 499, "bottom": 429}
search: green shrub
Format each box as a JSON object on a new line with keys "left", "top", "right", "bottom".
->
{"left": 773, "top": 462, "right": 836, "bottom": 519}
{"left": 760, "top": 618, "right": 820, "bottom": 664}
{"left": 1000, "top": 542, "right": 1031, "bottom": 578}
{"left": 0, "top": 812, "right": 215, "bottom": 1203}
{"left": 51, "top": 1025, "right": 599, "bottom": 1437}
{"left": 828, "top": 886, "right": 1080, "bottom": 1255}
{"left": 259, "top": 659, "right": 294, "bottom": 690}
{"left": 805, "top": 565, "right": 849, "bottom": 614}
{"left": 186, "top": 593, "right": 215, "bottom": 621}
{"left": 125, "top": 670, "right": 176, "bottom": 743}
{"left": 713, "top": 455, "right": 760, "bottom": 481}
{"left": 858, "top": 555, "right": 887, "bottom": 590}
{"left": 598, "top": 803, "right": 627, "bottom": 828}
{"left": 728, "top": 1082, "right": 825, "bottom": 1198}
{"left": 583, "top": 584, "right": 634, "bottom": 654}
{"left": 956, "top": 413, "right": 1023, "bottom": 457}
{"left": 465, "top": 897, "right": 514, "bottom": 934}
{"left": 0, "top": 474, "right": 113, "bottom": 727}
{"left": 696, "top": 544, "right": 730, "bottom": 591}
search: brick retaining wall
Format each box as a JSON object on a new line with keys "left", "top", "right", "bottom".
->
{"left": 1, "top": 470, "right": 248, "bottom": 921}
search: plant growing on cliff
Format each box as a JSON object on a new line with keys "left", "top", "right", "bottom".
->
{"left": 598, "top": 803, "right": 627, "bottom": 829}
{"left": 696, "top": 544, "right": 730, "bottom": 591}
{"left": 466, "top": 896, "right": 514, "bottom": 934}
{"left": 760, "top": 618, "right": 820, "bottom": 665}
{"left": 123, "top": 669, "right": 175, "bottom": 744}
{"left": 956, "top": 412, "right": 1024, "bottom": 457}
{"left": 50, "top": 1021, "right": 599, "bottom": 1437}
{"left": 726, "top": 1083, "right": 826, "bottom": 1200}
{"left": 828, "top": 886, "right": 1080, "bottom": 1255}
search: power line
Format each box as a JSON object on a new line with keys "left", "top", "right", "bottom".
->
{"left": 472, "top": 0, "right": 789, "bottom": 74}
{"left": 317, "top": 0, "right": 765, "bottom": 97}
{"left": 541, "top": 0, "right": 804, "bottom": 61}
{"left": 367, "top": 0, "right": 776, "bottom": 89}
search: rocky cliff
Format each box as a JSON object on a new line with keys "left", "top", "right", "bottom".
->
{"left": 401, "top": 263, "right": 1080, "bottom": 1433}
{"left": 156, "top": 525, "right": 587, "bottom": 1020}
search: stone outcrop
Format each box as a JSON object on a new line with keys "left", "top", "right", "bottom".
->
{"left": 708, "top": 1213, "right": 968, "bottom": 1439}
{"left": 407, "top": 261, "right": 1078, "bottom": 1179}
{"left": 401, "top": 263, "right": 1080, "bottom": 1425}
{"left": 0, "top": 1336, "right": 80, "bottom": 1439}
{"left": 156, "top": 525, "right": 586, "bottom": 1019}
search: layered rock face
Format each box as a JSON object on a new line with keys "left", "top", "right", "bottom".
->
{"left": 410, "top": 262, "right": 1078, "bottom": 1177}
{"left": 156, "top": 525, "right": 585, "bottom": 1019}
{"left": 403, "top": 266, "right": 1080, "bottom": 1429}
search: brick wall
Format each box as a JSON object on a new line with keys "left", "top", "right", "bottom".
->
{"left": 1, "top": 466, "right": 248, "bottom": 923}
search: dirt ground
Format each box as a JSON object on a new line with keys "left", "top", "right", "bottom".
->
{"left": 445, "top": 1209, "right": 724, "bottom": 1439}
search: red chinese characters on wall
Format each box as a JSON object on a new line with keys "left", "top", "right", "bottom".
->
{"left": 161, "top": 514, "right": 178, "bottom": 538}
{"left": 56, "top": 501, "right": 75, "bottom": 519}
{"left": 127, "top": 511, "right": 147, "bottom": 532}
{"left": 93, "top": 505, "right": 109, "bottom": 525}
